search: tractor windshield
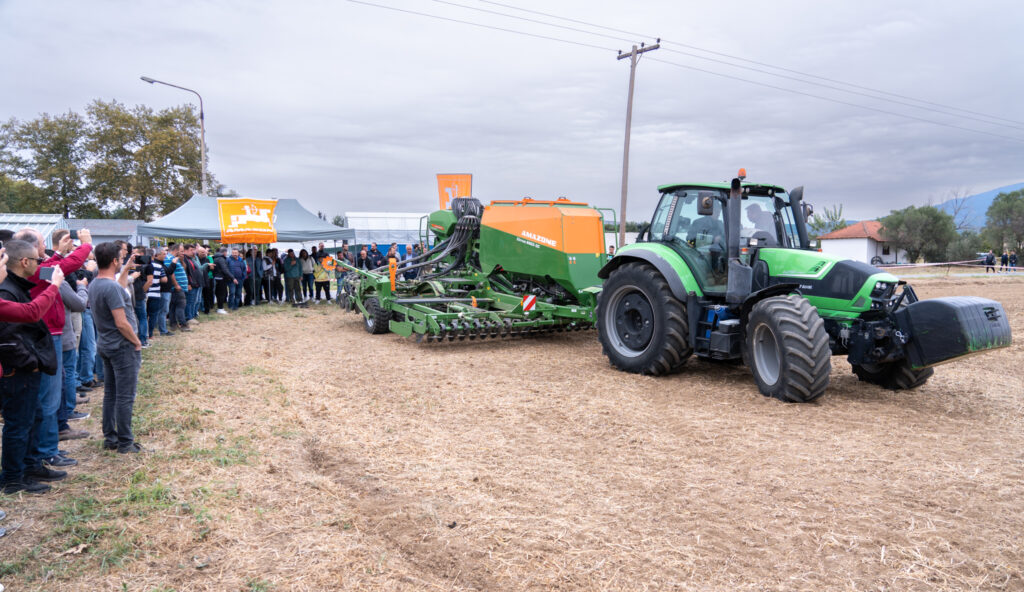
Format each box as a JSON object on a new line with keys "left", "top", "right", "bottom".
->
{"left": 649, "top": 188, "right": 728, "bottom": 292}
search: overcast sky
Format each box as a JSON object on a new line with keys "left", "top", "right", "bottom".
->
{"left": 2, "top": 0, "right": 1021, "bottom": 222}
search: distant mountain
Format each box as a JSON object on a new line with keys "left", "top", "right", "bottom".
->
{"left": 936, "top": 182, "right": 1024, "bottom": 231}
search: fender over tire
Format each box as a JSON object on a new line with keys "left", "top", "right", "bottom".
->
{"left": 746, "top": 295, "right": 831, "bottom": 402}
{"left": 597, "top": 262, "right": 691, "bottom": 375}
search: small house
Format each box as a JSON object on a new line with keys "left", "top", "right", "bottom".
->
{"left": 818, "top": 220, "right": 906, "bottom": 265}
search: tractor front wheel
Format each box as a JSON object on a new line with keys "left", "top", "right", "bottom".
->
{"left": 363, "top": 296, "right": 391, "bottom": 334}
{"left": 851, "top": 360, "right": 933, "bottom": 390}
{"left": 746, "top": 295, "right": 831, "bottom": 403}
{"left": 597, "top": 262, "right": 691, "bottom": 375}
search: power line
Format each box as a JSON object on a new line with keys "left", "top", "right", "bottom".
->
{"left": 475, "top": 0, "right": 1024, "bottom": 127}
{"left": 657, "top": 46, "right": 1024, "bottom": 131}
{"left": 647, "top": 56, "right": 1024, "bottom": 144}
{"left": 345, "top": 0, "right": 1024, "bottom": 142}
{"left": 345, "top": 0, "right": 613, "bottom": 51}
{"left": 428, "top": 0, "right": 636, "bottom": 44}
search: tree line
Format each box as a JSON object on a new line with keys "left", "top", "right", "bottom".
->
{"left": 808, "top": 190, "right": 1024, "bottom": 263}
{"left": 1, "top": 100, "right": 230, "bottom": 221}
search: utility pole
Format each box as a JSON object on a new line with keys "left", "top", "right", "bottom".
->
{"left": 617, "top": 40, "right": 659, "bottom": 247}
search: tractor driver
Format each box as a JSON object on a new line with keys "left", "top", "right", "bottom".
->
{"left": 744, "top": 203, "right": 778, "bottom": 246}
{"left": 745, "top": 203, "right": 775, "bottom": 233}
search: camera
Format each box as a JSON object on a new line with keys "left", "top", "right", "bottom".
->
{"left": 135, "top": 255, "right": 152, "bottom": 266}
{"left": 69, "top": 229, "right": 79, "bottom": 240}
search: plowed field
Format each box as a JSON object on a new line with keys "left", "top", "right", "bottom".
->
{"left": 1, "top": 276, "right": 1021, "bottom": 591}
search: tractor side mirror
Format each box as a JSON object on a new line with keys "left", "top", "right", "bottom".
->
{"left": 697, "top": 195, "right": 715, "bottom": 216}
{"left": 802, "top": 203, "right": 814, "bottom": 219}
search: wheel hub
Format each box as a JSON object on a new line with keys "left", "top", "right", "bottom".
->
{"left": 752, "top": 323, "right": 781, "bottom": 385}
{"left": 613, "top": 291, "right": 654, "bottom": 351}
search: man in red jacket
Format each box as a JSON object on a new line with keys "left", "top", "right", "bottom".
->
{"left": 12, "top": 228, "right": 92, "bottom": 472}
{"left": 0, "top": 241, "right": 66, "bottom": 496}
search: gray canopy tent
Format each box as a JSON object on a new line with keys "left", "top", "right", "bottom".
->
{"left": 138, "top": 195, "right": 355, "bottom": 305}
{"left": 137, "top": 195, "right": 355, "bottom": 243}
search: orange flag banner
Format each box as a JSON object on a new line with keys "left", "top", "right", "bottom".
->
{"left": 217, "top": 198, "right": 278, "bottom": 244}
{"left": 436, "top": 174, "right": 472, "bottom": 210}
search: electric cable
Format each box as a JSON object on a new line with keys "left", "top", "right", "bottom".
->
{"left": 475, "top": 0, "right": 1024, "bottom": 126}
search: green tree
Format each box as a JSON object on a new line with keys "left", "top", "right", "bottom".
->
{"left": 211, "top": 183, "right": 239, "bottom": 197}
{"left": 808, "top": 204, "right": 847, "bottom": 238}
{"left": 0, "top": 172, "right": 44, "bottom": 212}
{"left": 0, "top": 111, "right": 97, "bottom": 217}
{"left": 331, "top": 214, "right": 345, "bottom": 227}
{"left": 880, "top": 205, "right": 957, "bottom": 263}
{"left": 945, "top": 230, "right": 985, "bottom": 262}
{"left": 983, "top": 189, "right": 1024, "bottom": 252}
{"left": 86, "top": 99, "right": 206, "bottom": 221}
{"left": 603, "top": 221, "right": 646, "bottom": 232}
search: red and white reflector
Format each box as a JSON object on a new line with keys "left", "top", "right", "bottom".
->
{"left": 522, "top": 294, "right": 537, "bottom": 312}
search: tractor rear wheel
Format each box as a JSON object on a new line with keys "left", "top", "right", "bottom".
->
{"left": 597, "top": 262, "right": 691, "bottom": 375}
{"left": 851, "top": 360, "right": 933, "bottom": 390}
{"left": 746, "top": 295, "right": 831, "bottom": 403}
{"left": 363, "top": 296, "right": 391, "bottom": 334}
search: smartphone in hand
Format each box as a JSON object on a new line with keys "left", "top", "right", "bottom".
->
{"left": 38, "top": 266, "right": 56, "bottom": 282}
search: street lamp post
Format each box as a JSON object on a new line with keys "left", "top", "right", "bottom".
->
{"left": 140, "top": 76, "right": 207, "bottom": 196}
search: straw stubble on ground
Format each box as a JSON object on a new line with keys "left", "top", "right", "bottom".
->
{"left": 0, "top": 275, "right": 1022, "bottom": 591}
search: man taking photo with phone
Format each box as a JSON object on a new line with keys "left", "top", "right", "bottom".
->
{"left": 11, "top": 228, "right": 92, "bottom": 473}
{"left": 0, "top": 241, "right": 67, "bottom": 495}
{"left": 89, "top": 241, "right": 143, "bottom": 454}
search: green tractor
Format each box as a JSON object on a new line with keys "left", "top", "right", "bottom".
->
{"left": 597, "top": 171, "right": 1012, "bottom": 402}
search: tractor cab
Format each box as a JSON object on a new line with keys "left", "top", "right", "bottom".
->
{"left": 642, "top": 176, "right": 813, "bottom": 297}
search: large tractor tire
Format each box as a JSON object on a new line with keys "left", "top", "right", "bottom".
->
{"left": 363, "top": 296, "right": 391, "bottom": 334}
{"left": 745, "top": 295, "right": 831, "bottom": 403}
{"left": 851, "top": 360, "right": 933, "bottom": 390}
{"left": 597, "top": 262, "right": 691, "bottom": 375}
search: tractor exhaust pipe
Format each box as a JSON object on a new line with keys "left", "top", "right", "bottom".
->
{"left": 727, "top": 177, "right": 742, "bottom": 261}
{"left": 725, "top": 176, "right": 752, "bottom": 304}
{"left": 789, "top": 185, "right": 811, "bottom": 250}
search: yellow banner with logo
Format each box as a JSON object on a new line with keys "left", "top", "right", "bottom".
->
{"left": 217, "top": 198, "right": 278, "bottom": 243}
{"left": 436, "top": 174, "right": 472, "bottom": 210}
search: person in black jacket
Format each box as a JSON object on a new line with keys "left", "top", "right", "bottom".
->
{"left": 0, "top": 240, "right": 67, "bottom": 494}
{"left": 212, "top": 247, "right": 234, "bottom": 315}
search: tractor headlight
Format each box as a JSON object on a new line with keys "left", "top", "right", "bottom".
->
{"left": 870, "top": 281, "right": 893, "bottom": 299}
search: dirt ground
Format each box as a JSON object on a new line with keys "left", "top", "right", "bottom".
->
{"left": 1, "top": 275, "right": 1022, "bottom": 591}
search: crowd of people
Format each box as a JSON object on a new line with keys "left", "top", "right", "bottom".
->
{"left": 0, "top": 227, "right": 147, "bottom": 540}
{"left": 982, "top": 249, "right": 1018, "bottom": 273}
{"left": 0, "top": 231, "right": 433, "bottom": 538}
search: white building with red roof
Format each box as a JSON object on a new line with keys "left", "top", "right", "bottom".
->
{"left": 818, "top": 220, "right": 907, "bottom": 265}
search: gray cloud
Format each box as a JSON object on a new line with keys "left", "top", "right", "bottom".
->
{"left": 1, "top": 0, "right": 1021, "bottom": 224}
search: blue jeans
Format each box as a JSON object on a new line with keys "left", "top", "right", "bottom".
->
{"left": 29, "top": 335, "right": 63, "bottom": 463}
{"left": 0, "top": 371, "right": 43, "bottom": 484}
{"left": 77, "top": 310, "right": 97, "bottom": 385}
{"left": 186, "top": 288, "right": 200, "bottom": 319}
{"left": 229, "top": 281, "right": 242, "bottom": 309}
{"left": 134, "top": 300, "right": 149, "bottom": 345}
{"left": 157, "top": 293, "right": 171, "bottom": 333}
{"left": 58, "top": 347, "right": 79, "bottom": 432}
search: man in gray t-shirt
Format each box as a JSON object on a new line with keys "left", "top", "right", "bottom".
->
{"left": 87, "top": 242, "right": 143, "bottom": 454}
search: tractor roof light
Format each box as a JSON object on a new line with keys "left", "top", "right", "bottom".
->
{"left": 737, "top": 168, "right": 747, "bottom": 180}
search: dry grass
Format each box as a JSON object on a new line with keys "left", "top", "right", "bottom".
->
{"left": 1, "top": 276, "right": 1022, "bottom": 591}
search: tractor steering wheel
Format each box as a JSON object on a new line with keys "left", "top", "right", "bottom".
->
{"left": 750, "top": 230, "right": 777, "bottom": 246}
